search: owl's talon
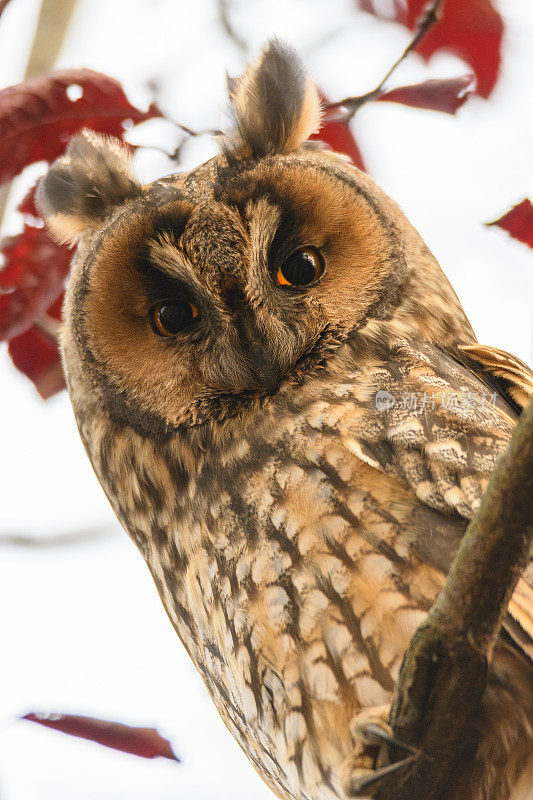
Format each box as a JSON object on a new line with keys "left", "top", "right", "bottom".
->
{"left": 343, "top": 755, "right": 418, "bottom": 798}
{"left": 358, "top": 721, "right": 418, "bottom": 755}
{"left": 342, "top": 705, "right": 419, "bottom": 797}
{"left": 350, "top": 705, "right": 417, "bottom": 755}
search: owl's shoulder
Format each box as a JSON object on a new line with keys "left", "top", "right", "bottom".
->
{"left": 332, "top": 338, "right": 525, "bottom": 516}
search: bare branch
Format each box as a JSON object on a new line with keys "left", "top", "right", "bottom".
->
{"left": 139, "top": 121, "right": 221, "bottom": 166}
{"left": 217, "top": 0, "right": 248, "bottom": 56}
{"left": 327, "top": 0, "right": 447, "bottom": 122}
{"left": 0, "top": 524, "right": 116, "bottom": 548}
{"left": 141, "top": 77, "right": 221, "bottom": 165}
{"left": 373, "top": 397, "right": 533, "bottom": 800}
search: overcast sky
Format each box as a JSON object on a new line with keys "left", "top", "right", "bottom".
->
{"left": 0, "top": 1, "right": 532, "bottom": 798}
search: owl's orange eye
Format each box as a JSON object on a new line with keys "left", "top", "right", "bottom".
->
{"left": 150, "top": 300, "right": 199, "bottom": 337}
{"left": 276, "top": 247, "right": 324, "bottom": 287}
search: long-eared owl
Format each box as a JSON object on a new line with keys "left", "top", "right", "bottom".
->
{"left": 36, "top": 41, "right": 533, "bottom": 800}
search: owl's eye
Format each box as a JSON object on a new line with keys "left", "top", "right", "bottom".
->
{"left": 150, "top": 300, "right": 199, "bottom": 337}
{"left": 276, "top": 247, "right": 324, "bottom": 287}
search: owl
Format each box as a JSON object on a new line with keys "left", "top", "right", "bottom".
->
{"left": 36, "top": 41, "right": 533, "bottom": 800}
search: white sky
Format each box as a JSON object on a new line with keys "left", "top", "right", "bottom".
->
{"left": 0, "top": 1, "right": 532, "bottom": 798}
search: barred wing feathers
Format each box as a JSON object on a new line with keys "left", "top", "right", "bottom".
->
{"left": 344, "top": 339, "right": 533, "bottom": 663}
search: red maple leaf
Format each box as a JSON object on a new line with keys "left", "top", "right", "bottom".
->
{"left": 0, "top": 68, "right": 161, "bottom": 186}
{"left": 8, "top": 315, "right": 64, "bottom": 398}
{"left": 7, "top": 291, "right": 65, "bottom": 399}
{"left": 0, "top": 208, "right": 71, "bottom": 342}
{"left": 311, "top": 92, "right": 366, "bottom": 170}
{"left": 487, "top": 199, "right": 533, "bottom": 250}
{"left": 1, "top": 187, "right": 69, "bottom": 397}
{"left": 0, "top": 68, "right": 162, "bottom": 395}
{"left": 23, "top": 712, "right": 180, "bottom": 761}
{"left": 360, "top": 0, "right": 503, "bottom": 98}
{"left": 1, "top": 182, "right": 70, "bottom": 397}
{"left": 378, "top": 75, "right": 475, "bottom": 114}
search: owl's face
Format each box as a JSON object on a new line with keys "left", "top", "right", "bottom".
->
{"left": 37, "top": 42, "right": 472, "bottom": 438}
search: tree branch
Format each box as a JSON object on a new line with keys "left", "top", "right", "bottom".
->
{"left": 139, "top": 121, "right": 221, "bottom": 166}
{"left": 217, "top": 0, "right": 248, "bottom": 56}
{"left": 0, "top": 524, "right": 116, "bottom": 548}
{"left": 327, "top": 0, "right": 446, "bottom": 122}
{"left": 373, "top": 397, "right": 533, "bottom": 800}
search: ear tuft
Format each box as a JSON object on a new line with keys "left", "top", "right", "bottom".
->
{"left": 223, "top": 40, "right": 322, "bottom": 160}
{"left": 36, "top": 130, "right": 141, "bottom": 245}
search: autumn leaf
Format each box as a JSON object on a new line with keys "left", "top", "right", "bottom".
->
{"left": 0, "top": 220, "right": 71, "bottom": 342}
{"left": 23, "top": 712, "right": 180, "bottom": 761}
{"left": 487, "top": 199, "right": 533, "bottom": 250}
{"left": 360, "top": 0, "right": 503, "bottom": 98}
{"left": 8, "top": 318, "right": 64, "bottom": 398}
{"left": 7, "top": 291, "right": 64, "bottom": 398}
{"left": 0, "top": 66, "right": 158, "bottom": 394}
{"left": 0, "top": 68, "right": 161, "bottom": 186}
{"left": 378, "top": 75, "right": 475, "bottom": 114}
{"left": 0, "top": 184, "right": 70, "bottom": 395}
{"left": 17, "top": 184, "right": 41, "bottom": 218}
{"left": 311, "top": 93, "right": 366, "bottom": 170}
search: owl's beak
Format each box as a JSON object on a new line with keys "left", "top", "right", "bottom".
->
{"left": 247, "top": 347, "right": 283, "bottom": 394}
{"left": 221, "top": 276, "right": 283, "bottom": 394}
{"left": 234, "top": 309, "right": 283, "bottom": 394}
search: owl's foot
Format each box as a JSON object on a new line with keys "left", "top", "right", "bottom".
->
{"left": 340, "top": 705, "right": 418, "bottom": 798}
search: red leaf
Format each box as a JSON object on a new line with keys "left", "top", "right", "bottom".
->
{"left": 378, "top": 75, "right": 475, "bottom": 114}
{"left": 360, "top": 0, "right": 503, "bottom": 98}
{"left": 2, "top": 186, "right": 69, "bottom": 395}
{"left": 487, "top": 199, "right": 533, "bottom": 250}
{"left": 8, "top": 318, "right": 65, "bottom": 399}
{"left": 22, "top": 712, "right": 180, "bottom": 761}
{"left": 17, "top": 184, "right": 40, "bottom": 219}
{"left": 311, "top": 93, "right": 366, "bottom": 170}
{"left": 0, "top": 203, "right": 72, "bottom": 341}
{"left": 0, "top": 68, "right": 161, "bottom": 186}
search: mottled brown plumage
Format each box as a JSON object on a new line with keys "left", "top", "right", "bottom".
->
{"left": 37, "top": 41, "right": 533, "bottom": 800}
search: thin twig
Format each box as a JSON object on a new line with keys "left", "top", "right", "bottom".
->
{"left": 327, "top": 0, "right": 446, "bottom": 122}
{"left": 0, "top": 525, "right": 117, "bottom": 547}
{"left": 142, "top": 77, "right": 221, "bottom": 165}
{"left": 139, "top": 121, "right": 221, "bottom": 166}
{"left": 217, "top": 0, "right": 248, "bottom": 56}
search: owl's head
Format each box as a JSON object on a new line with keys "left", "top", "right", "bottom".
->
{"left": 37, "top": 41, "right": 472, "bottom": 438}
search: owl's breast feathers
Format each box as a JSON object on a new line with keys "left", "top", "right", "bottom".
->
{"left": 80, "top": 338, "right": 533, "bottom": 800}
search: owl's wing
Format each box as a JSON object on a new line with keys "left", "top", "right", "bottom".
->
{"left": 347, "top": 339, "right": 533, "bottom": 660}
{"left": 455, "top": 341, "right": 533, "bottom": 654}
{"left": 355, "top": 340, "right": 522, "bottom": 519}
{"left": 458, "top": 343, "right": 533, "bottom": 410}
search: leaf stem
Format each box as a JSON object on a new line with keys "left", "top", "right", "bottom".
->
{"left": 327, "top": 0, "right": 447, "bottom": 122}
